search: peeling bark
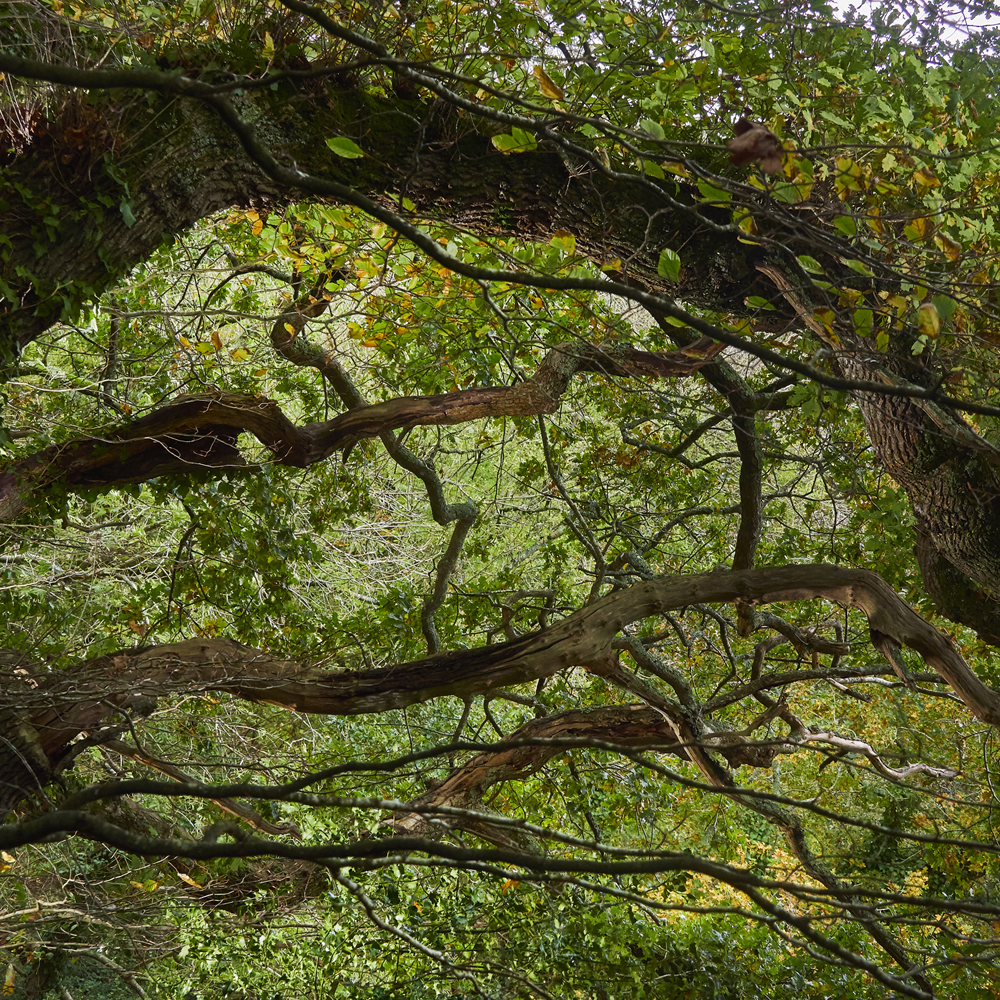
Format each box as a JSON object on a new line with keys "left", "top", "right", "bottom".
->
{"left": 389, "top": 705, "right": 685, "bottom": 845}
{"left": 4, "top": 564, "right": 996, "bottom": 815}
{"left": 0, "top": 337, "right": 722, "bottom": 519}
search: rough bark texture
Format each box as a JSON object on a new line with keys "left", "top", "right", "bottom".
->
{"left": 854, "top": 382, "right": 1000, "bottom": 635}
{"left": 0, "top": 337, "right": 721, "bottom": 520}
{"left": 0, "top": 74, "right": 756, "bottom": 354}
{"left": 4, "top": 564, "right": 996, "bottom": 816}
{"left": 756, "top": 264, "right": 1000, "bottom": 642}
{"left": 3, "top": 52, "right": 1000, "bottom": 644}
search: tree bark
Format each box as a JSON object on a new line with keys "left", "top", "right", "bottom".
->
{"left": 4, "top": 563, "right": 997, "bottom": 816}
{"left": 4, "top": 51, "right": 1000, "bottom": 643}
{"left": 0, "top": 61, "right": 755, "bottom": 354}
{"left": 0, "top": 337, "right": 721, "bottom": 520}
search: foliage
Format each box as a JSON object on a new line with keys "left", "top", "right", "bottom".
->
{"left": 3, "top": 1, "right": 1000, "bottom": 999}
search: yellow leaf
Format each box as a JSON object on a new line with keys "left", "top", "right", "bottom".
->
{"left": 834, "top": 156, "right": 863, "bottom": 199}
{"left": 211, "top": 330, "right": 223, "bottom": 350}
{"left": 252, "top": 219, "right": 263, "bottom": 236}
{"left": 662, "top": 161, "right": 691, "bottom": 178}
{"left": 550, "top": 230, "right": 576, "bottom": 254}
{"left": 178, "top": 335, "right": 191, "bottom": 349}
{"left": 1, "top": 852, "right": 14, "bottom": 863}
{"left": 904, "top": 216, "right": 931, "bottom": 242}
{"left": 533, "top": 65, "right": 564, "bottom": 100}
{"left": 913, "top": 166, "right": 940, "bottom": 192}
{"left": 177, "top": 872, "right": 201, "bottom": 887}
{"left": 934, "top": 233, "right": 962, "bottom": 262}
{"left": 362, "top": 339, "right": 378, "bottom": 348}
{"left": 283, "top": 322, "right": 296, "bottom": 336}
{"left": 918, "top": 302, "right": 940, "bottom": 337}
{"left": 812, "top": 308, "right": 835, "bottom": 331}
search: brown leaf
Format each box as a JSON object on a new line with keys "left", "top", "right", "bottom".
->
{"left": 727, "top": 117, "right": 783, "bottom": 176}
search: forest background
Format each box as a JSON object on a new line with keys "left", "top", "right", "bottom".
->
{"left": 2, "top": 0, "right": 1000, "bottom": 997}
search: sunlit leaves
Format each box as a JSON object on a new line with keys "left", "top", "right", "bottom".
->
{"left": 325, "top": 136, "right": 365, "bottom": 159}
{"left": 657, "top": 247, "right": 681, "bottom": 283}
{"left": 491, "top": 127, "right": 539, "bottom": 153}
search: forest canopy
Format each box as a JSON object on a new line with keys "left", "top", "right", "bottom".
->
{"left": 2, "top": 0, "right": 1000, "bottom": 997}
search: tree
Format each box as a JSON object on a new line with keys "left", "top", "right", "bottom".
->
{"left": 2, "top": 0, "right": 1000, "bottom": 996}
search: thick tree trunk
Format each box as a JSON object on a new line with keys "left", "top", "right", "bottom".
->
{"left": 4, "top": 54, "right": 1000, "bottom": 641}
{"left": 0, "top": 71, "right": 755, "bottom": 354}
{"left": 855, "top": 384, "right": 1000, "bottom": 638}
{"left": 756, "top": 264, "right": 1000, "bottom": 641}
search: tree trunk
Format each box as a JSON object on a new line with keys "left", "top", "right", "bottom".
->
{"left": 3, "top": 58, "right": 1000, "bottom": 639}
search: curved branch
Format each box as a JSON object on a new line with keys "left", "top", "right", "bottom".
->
{"left": 5, "top": 563, "right": 997, "bottom": 815}
{"left": 0, "top": 337, "right": 722, "bottom": 520}
{"left": 265, "top": 279, "right": 481, "bottom": 653}
{"left": 389, "top": 705, "right": 687, "bottom": 844}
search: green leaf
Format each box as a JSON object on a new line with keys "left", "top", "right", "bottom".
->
{"left": 931, "top": 294, "right": 957, "bottom": 322}
{"left": 833, "top": 215, "right": 857, "bottom": 237}
{"left": 770, "top": 182, "right": 801, "bottom": 204}
{"left": 853, "top": 308, "right": 873, "bottom": 336}
{"left": 326, "top": 137, "right": 365, "bottom": 159}
{"left": 797, "top": 255, "right": 824, "bottom": 274}
{"left": 697, "top": 179, "right": 730, "bottom": 204}
{"left": 843, "top": 258, "right": 873, "bottom": 276}
{"left": 119, "top": 198, "right": 137, "bottom": 229}
{"left": 640, "top": 119, "right": 665, "bottom": 140}
{"left": 550, "top": 232, "right": 576, "bottom": 254}
{"left": 491, "top": 129, "right": 538, "bottom": 154}
{"left": 657, "top": 248, "right": 681, "bottom": 283}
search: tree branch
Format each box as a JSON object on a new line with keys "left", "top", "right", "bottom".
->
{"left": 0, "top": 338, "right": 722, "bottom": 520}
